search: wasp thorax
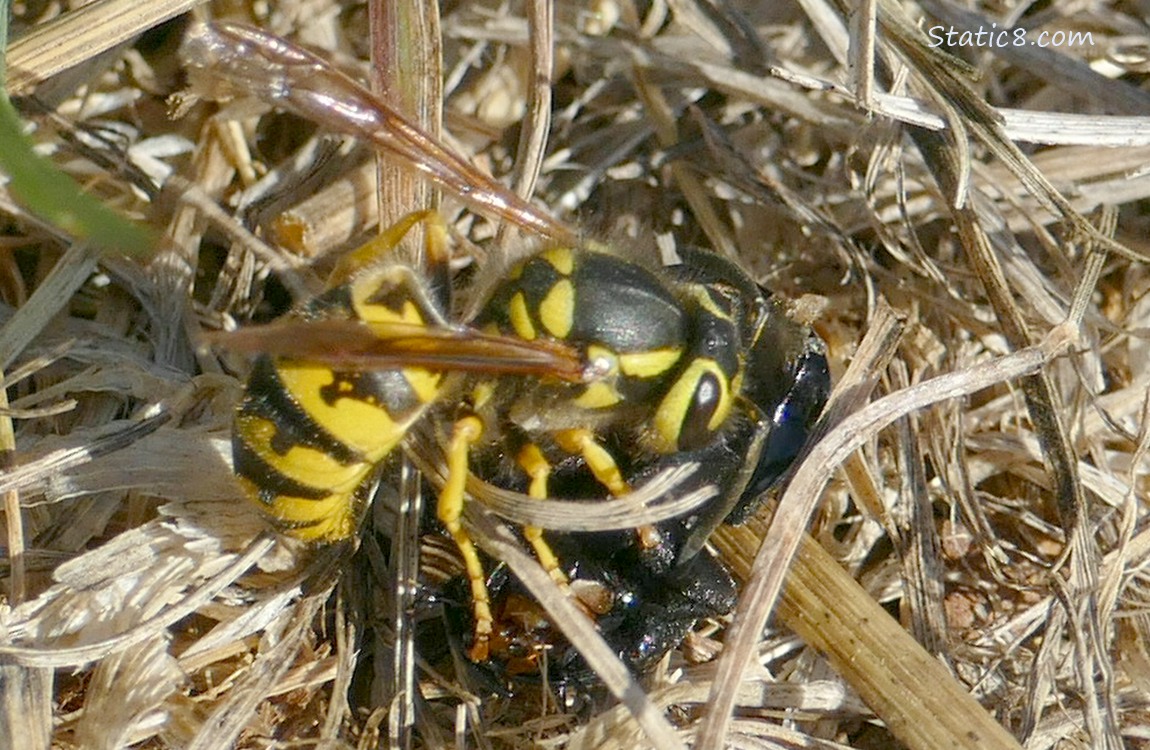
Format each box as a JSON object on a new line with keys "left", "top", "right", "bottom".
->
{"left": 476, "top": 248, "right": 691, "bottom": 414}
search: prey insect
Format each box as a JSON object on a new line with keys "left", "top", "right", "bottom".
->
{"left": 189, "top": 21, "right": 829, "bottom": 665}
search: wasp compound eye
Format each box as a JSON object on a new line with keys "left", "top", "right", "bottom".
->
{"left": 678, "top": 368, "right": 725, "bottom": 449}
{"left": 653, "top": 359, "right": 732, "bottom": 453}
{"left": 650, "top": 281, "right": 743, "bottom": 454}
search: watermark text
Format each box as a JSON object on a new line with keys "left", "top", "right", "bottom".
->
{"left": 927, "top": 24, "right": 1094, "bottom": 49}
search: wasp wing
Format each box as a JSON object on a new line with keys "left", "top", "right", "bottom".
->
{"left": 181, "top": 22, "right": 575, "bottom": 245}
{"left": 211, "top": 319, "right": 589, "bottom": 382}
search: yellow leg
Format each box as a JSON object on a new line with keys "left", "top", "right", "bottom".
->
{"left": 327, "top": 209, "right": 449, "bottom": 288}
{"left": 554, "top": 428, "right": 630, "bottom": 496}
{"left": 516, "top": 444, "right": 569, "bottom": 587}
{"left": 437, "top": 415, "right": 492, "bottom": 662}
{"left": 553, "top": 429, "right": 666, "bottom": 556}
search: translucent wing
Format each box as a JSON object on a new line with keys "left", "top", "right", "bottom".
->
{"left": 181, "top": 22, "right": 576, "bottom": 245}
{"left": 212, "top": 319, "right": 591, "bottom": 382}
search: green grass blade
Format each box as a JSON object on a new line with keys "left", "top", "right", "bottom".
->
{"left": 0, "top": 2, "right": 153, "bottom": 255}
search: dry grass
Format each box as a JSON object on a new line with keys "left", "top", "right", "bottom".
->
{"left": 2, "top": 0, "right": 1150, "bottom": 748}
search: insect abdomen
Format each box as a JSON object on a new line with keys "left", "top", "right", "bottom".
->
{"left": 233, "top": 265, "right": 450, "bottom": 542}
{"left": 234, "top": 352, "right": 442, "bottom": 542}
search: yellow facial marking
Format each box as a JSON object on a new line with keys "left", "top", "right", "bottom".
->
{"left": 402, "top": 300, "right": 424, "bottom": 323}
{"left": 540, "top": 247, "right": 575, "bottom": 275}
{"left": 618, "top": 347, "right": 683, "bottom": 379}
{"left": 325, "top": 209, "right": 445, "bottom": 287}
{"left": 652, "top": 359, "right": 731, "bottom": 454}
{"left": 509, "top": 291, "right": 536, "bottom": 340}
{"left": 730, "top": 369, "right": 745, "bottom": 397}
{"left": 539, "top": 279, "right": 575, "bottom": 338}
{"left": 689, "top": 284, "right": 728, "bottom": 319}
{"left": 706, "top": 373, "right": 733, "bottom": 429}
{"left": 359, "top": 299, "right": 424, "bottom": 326}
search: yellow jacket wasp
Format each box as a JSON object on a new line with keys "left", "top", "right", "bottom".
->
{"left": 186, "top": 21, "right": 829, "bottom": 666}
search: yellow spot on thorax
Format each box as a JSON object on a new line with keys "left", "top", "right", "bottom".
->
{"left": 539, "top": 279, "right": 574, "bottom": 338}
{"left": 508, "top": 292, "right": 536, "bottom": 340}
{"left": 573, "top": 380, "right": 623, "bottom": 409}
{"left": 618, "top": 347, "right": 682, "bottom": 378}
{"left": 540, "top": 247, "right": 575, "bottom": 275}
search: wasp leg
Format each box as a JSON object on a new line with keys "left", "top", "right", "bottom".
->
{"left": 327, "top": 208, "right": 450, "bottom": 289}
{"left": 437, "top": 415, "right": 493, "bottom": 662}
{"left": 554, "top": 428, "right": 630, "bottom": 496}
{"left": 553, "top": 428, "right": 678, "bottom": 559}
{"left": 515, "top": 444, "right": 570, "bottom": 587}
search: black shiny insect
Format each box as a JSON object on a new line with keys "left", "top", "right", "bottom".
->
{"left": 439, "top": 546, "right": 737, "bottom": 705}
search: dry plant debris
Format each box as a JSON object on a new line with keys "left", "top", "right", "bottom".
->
{"left": 2, "top": 1, "right": 1150, "bottom": 749}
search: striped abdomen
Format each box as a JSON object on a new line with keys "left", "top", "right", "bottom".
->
{"left": 232, "top": 267, "right": 445, "bottom": 542}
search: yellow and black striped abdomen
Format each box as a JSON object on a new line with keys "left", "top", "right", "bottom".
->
{"left": 233, "top": 266, "right": 446, "bottom": 542}
{"left": 234, "top": 359, "right": 440, "bottom": 541}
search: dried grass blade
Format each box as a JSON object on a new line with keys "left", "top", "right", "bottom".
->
{"left": 697, "top": 324, "right": 1073, "bottom": 749}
